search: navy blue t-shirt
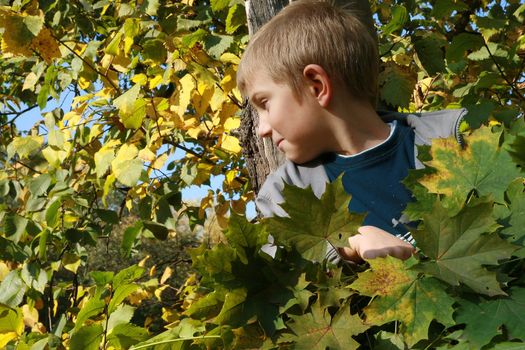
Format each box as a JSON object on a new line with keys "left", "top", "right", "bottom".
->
{"left": 323, "top": 121, "right": 416, "bottom": 237}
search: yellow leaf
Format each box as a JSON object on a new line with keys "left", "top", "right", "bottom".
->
{"left": 8, "top": 135, "right": 44, "bottom": 158}
{"left": 78, "top": 75, "right": 91, "bottom": 89}
{"left": 114, "top": 143, "right": 138, "bottom": 162}
{"left": 22, "top": 305, "right": 38, "bottom": 328}
{"left": 113, "top": 84, "right": 141, "bottom": 116}
{"left": 0, "top": 262, "right": 9, "bottom": 281}
{"left": 220, "top": 67, "right": 237, "bottom": 93}
{"left": 64, "top": 111, "right": 82, "bottom": 125}
{"left": 30, "top": 28, "right": 61, "bottom": 63}
{"left": 112, "top": 54, "right": 131, "bottom": 73}
{"left": 186, "top": 126, "right": 203, "bottom": 139}
{"left": 105, "top": 31, "right": 123, "bottom": 55}
{"left": 223, "top": 116, "right": 240, "bottom": 132}
{"left": 103, "top": 174, "right": 116, "bottom": 207}
{"left": 22, "top": 72, "right": 39, "bottom": 91}
{"left": 42, "top": 146, "right": 68, "bottom": 168}
{"left": 209, "top": 87, "right": 227, "bottom": 112}
{"left": 173, "top": 74, "right": 195, "bottom": 117}
{"left": 95, "top": 147, "right": 115, "bottom": 178}
{"left": 138, "top": 148, "right": 156, "bottom": 162}
{"left": 62, "top": 252, "right": 81, "bottom": 273}
{"left": 0, "top": 332, "right": 18, "bottom": 348}
{"left": 149, "top": 74, "right": 164, "bottom": 89}
{"left": 154, "top": 285, "right": 169, "bottom": 301}
{"left": 128, "top": 288, "right": 149, "bottom": 306}
{"left": 226, "top": 169, "right": 237, "bottom": 185}
{"left": 216, "top": 102, "right": 239, "bottom": 127}
{"left": 219, "top": 52, "right": 240, "bottom": 65}
{"left": 149, "top": 265, "right": 157, "bottom": 277}
{"left": 161, "top": 307, "right": 178, "bottom": 323}
{"left": 0, "top": 12, "right": 41, "bottom": 57}
{"left": 160, "top": 266, "right": 173, "bottom": 284}
{"left": 221, "top": 134, "right": 241, "bottom": 153}
{"left": 138, "top": 255, "right": 150, "bottom": 267}
{"left": 151, "top": 153, "right": 168, "bottom": 170}
{"left": 132, "top": 74, "right": 147, "bottom": 85}
{"left": 194, "top": 83, "right": 214, "bottom": 116}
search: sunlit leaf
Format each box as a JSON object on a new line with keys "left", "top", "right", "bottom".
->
{"left": 351, "top": 256, "right": 455, "bottom": 346}
{"left": 267, "top": 178, "right": 365, "bottom": 261}
{"left": 285, "top": 301, "right": 368, "bottom": 350}
{"left": 420, "top": 127, "right": 522, "bottom": 214}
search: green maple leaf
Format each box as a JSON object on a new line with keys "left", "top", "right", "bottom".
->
{"left": 266, "top": 178, "right": 365, "bottom": 261}
{"left": 501, "top": 179, "right": 525, "bottom": 245}
{"left": 284, "top": 301, "right": 368, "bottom": 350}
{"left": 420, "top": 126, "right": 522, "bottom": 215}
{"left": 188, "top": 215, "right": 304, "bottom": 336}
{"left": 455, "top": 287, "right": 525, "bottom": 348}
{"left": 350, "top": 256, "right": 455, "bottom": 347}
{"left": 413, "top": 198, "right": 517, "bottom": 296}
{"left": 505, "top": 118, "right": 525, "bottom": 168}
{"left": 224, "top": 212, "right": 268, "bottom": 264}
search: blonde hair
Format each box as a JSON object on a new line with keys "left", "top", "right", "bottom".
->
{"left": 237, "top": 0, "right": 378, "bottom": 106}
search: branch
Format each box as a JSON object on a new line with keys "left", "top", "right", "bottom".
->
{"left": 13, "top": 159, "right": 43, "bottom": 174}
{"left": 0, "top": 98, "right": 53, "bottom": 128}
{"left": 483, "top": 41, "right": 525, "bottom": 103}
{"left": 55, "top": 37, "right": 121, "bottom": 94}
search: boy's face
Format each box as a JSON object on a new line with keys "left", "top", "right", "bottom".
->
{"left": 246, "top": 71, "right": 332, "bottom": 164}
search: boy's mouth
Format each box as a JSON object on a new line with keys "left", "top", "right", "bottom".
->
{"left": 275, "top": 139, "right": 284, "bottom": 149}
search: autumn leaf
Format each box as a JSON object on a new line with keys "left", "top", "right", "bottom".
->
{"left": 284, "top": 301, "right": 368, "bottom": 350}
{"left": 266, "top": 178, "right": 365, "bottom": 261}
{"left": 350, "top": 256, "right": 455, "bottom": 347}
{"left": 413, "top": 198, "right": 517, "bottom": 296}
{"left": 420, "top": 126, "right": 522, "bottom": 215}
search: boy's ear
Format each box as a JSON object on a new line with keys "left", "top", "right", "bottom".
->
{"left": 302, "top": 64, "right": 332, "bottom": 107}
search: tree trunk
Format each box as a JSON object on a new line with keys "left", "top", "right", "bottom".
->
{"left": 239, "top": 0, "right": 376, "bottom": 195}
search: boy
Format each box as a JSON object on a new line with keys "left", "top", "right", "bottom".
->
{"left": 236, "top": 0, "right": 465, "bottom": 263}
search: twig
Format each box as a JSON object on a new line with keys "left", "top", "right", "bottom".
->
{"left": 483, "top": 40, "right": 525, "bottom": 103}
{"left": 55, "top": 37, "right": 121, "bottom": 94}
{"left": 0, "top": 98, "right": 53, "bottom": 128}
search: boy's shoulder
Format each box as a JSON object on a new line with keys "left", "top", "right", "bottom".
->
{"left": 256, "top": 108, "right": 467, "bottom": 217}
{"left": 379, "top": 108, "right": 467, "bottom": 146}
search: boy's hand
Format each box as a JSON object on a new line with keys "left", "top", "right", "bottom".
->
{"left": 339, "top": 226, "right": 415, "bottom": 263}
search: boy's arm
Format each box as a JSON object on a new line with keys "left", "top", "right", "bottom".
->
{"left": 339, "top": 226, "right": 415, "bottom": 263}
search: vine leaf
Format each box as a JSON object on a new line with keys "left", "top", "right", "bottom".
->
{"left": 284, "top": 301, "right": 368, "bottom": 350}
{"left": 455, "top": 287, "right": 525, "bottom": 348}
{"left": 266, "top": 178, "right": 365, "bottom": 261}
{"left": 351, "top": 256, "right": 455, "bottom": 347}
{"left": 420, "top": 127, "right": 522, "bottom": 215}
{"left": 413, "top": 198, "right": 517, "bottom": 296}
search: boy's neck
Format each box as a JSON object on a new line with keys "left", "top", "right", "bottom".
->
{"left": 327, "top": 97, "right": 390, "bottom": 156}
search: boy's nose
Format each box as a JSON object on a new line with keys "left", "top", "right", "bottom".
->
{"left": 257, "top": 117, "right": 272, "bottom": 138}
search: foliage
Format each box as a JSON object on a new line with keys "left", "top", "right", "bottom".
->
{"left": 0, "top": 0, "right": 524, "bottom": 349}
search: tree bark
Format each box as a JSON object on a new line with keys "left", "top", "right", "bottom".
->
{"left": 239, "top": 0, "right": 376, "bottom": 195}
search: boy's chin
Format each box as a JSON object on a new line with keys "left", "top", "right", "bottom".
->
{"left": 285, "top": 152, "right": 318, "bottom": 165}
